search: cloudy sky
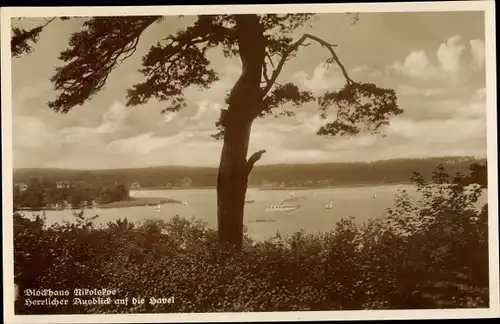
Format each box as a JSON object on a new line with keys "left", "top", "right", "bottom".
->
{"left": 10, "top": 11, "right": 487, "bottom": 169}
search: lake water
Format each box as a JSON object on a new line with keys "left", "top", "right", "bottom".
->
{"left": 34, "top": 185, "right": 488, "bottom": 241}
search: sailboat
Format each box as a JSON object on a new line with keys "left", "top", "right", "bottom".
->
{"left": 372, "top": 176, "right": 385, "bottom": 199}
{"left": 325, "top": 200, "right": 333, "bottom": 210}
{"left": 156, "top": 204, "right": 161, "bottom": 211}
{"left": 182, "top": 201, "right": 188, "bottom": 207}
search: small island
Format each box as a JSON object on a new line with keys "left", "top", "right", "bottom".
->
{"left": 97, "top": 197, "right": 181, "bottom": 209}
{"left": 13, "top": 178, "right": 180, "bottom": 212}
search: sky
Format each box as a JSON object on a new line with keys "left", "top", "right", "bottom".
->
{"left": 10, "top": 11, "right": 488, "bottom": 169}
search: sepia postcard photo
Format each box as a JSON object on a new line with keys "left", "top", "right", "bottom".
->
{"left": 1, "top": 1, "right": 499, "bottom": 323}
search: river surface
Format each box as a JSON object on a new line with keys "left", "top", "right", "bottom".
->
{"left": 33, "top": 185, "right": 488, "bottom": 241}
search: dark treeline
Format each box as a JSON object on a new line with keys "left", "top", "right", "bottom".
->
{"left": 13, "top": 156, "right": 487, "bottom": 189}
{"left": 13, "top": 178, "right": 130, "bottom": 210}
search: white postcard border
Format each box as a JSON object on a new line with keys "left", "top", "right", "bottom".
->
{"left": 2, "top": 2, "right": 498, "bottom": 323}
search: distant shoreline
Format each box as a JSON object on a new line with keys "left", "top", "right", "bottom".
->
{"left": 96, "top": 197, "right": 182, "bottom": 209}
{"left": 132, "top": 182, "right": 412, "bottom": 191}
{"left": 16, "top": 197, "right": 182, "bottom": 212}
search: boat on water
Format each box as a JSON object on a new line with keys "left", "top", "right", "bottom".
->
{"left": 265, "top": 204, "right": 299, "bottom": 212}
{"left": 249, "top": 219, "right": 277, "bottom": 223}
{"left": 372, "top": 193, "right": 377, "bottom": 199}
{"left": 245, "top": 200, "right": 255, "bottom": 204}
{"left": 325, "top": 201, "right": 333, "bottom": 210}
{"left": 182, "top": 201, "right": 188, "bottom": 207}
{"left": 156, "top": 204, "right": 161, "bottom": 211}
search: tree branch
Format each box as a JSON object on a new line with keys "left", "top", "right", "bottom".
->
{"left": 49, "top": 16, "right": 161, "bottom": 113}
{"left": 126, "top": 15, "right": 237, "bottom": 109}
{"left": 11, "top": 17, "right": 57, "bottom": 58}
{"left": 246, "top": 150, "right": 267, "bottom": 175}
{"left": 261, "top": 33, "right": 354, "bottom": 98}
{"left": 41, "top": 17, "right": 57, "bottom": 28}
{"left": 266, "top": 53, "right": 276, "bottom": 69}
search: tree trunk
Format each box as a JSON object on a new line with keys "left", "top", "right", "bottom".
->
{"left": 217, "top": 120, "right": 253, "bottom": 250}
{"left": 216, "top": 14, "right": 266, "bottom": 251}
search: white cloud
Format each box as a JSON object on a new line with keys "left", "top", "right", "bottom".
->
{"left": 397, "top": 84, "right": 447, "bottom": 97}
{"left": 14, "top": 81, "right": 52, "bottom": 107}
{"left": 260, "top": 148, "right": 336, "bottom": 164}
{"left": 326, "top": 134, "right": 378, "bottom": 150}
{"left": 106, "top": 132, "right": 186, "bottom": 155}
{"left": 190, "top": 101, "right": 221, "bottom": 122}
{"left": 390, "top": 35, "right": 481, "bottom": 83}
{"left": 470, "top": 39, "right": 485, "bottom": 70}
{"left": 436, "top": 35, "right": 465, "bottom": 76}
{"left": 422, "top": 87, "right": 487, "bottom": 121}
{"left": 161, "top": 112, "right": 177, "bottom": 124}
{"left": 103, "top": 130, "right": 221, "bottom": 166}
{"left": 59, "top": 101, "right": 129, "bottom": 142}
{"left": 391, "top": 50, "right": 436, "bottom": 80}
{"left": 388, "top": 117, "right": 485, "bottom": 143}
{"left": 351, "top": 65, "right": 369, "bottom": 73}
{"left": 293, "top": 64, "right": 346, "bottom": 94}
{"left": 298, "top": 113, "right": 329, "bottom": 135}
{"left": 96, "top": 101, "right": 129, "bottom": 134}
{"left": 13, "top": 116, "right": 57, "bottom": 149}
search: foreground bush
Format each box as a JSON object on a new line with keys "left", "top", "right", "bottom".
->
{"left": 14, "top": 165, "right": 489, "bottom": 314}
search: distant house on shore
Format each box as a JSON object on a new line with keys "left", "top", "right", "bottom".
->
{"left": 56, "top": 181, "right": 71, "bottom": 189}
{"left": 15, "top": 183, "right": 28, "bottom": 192}
{"left": 130, "top": 182, "right": 141, "bottom": 189}
{"left": 179, "top": 177, "right": 193, "bottom": 188}
{"left": 261, "top": 181, "right": 275, "bottom": 188}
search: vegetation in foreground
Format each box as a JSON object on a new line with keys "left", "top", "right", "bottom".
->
{"left": 14, "top": 165, "right": 489, "bottom": 314}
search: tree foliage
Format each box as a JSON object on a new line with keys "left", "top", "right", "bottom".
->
{"left": 11, "top": 17, "right": 70, "bottom": 57}
{"left": 12, "top": 14, "right": 402, "bottom": 139}
{"left": 13, "top": 179, "right": 130, "bottom": 210}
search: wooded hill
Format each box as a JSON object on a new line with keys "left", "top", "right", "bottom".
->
{"left": 13, "top": 156, "right": 486, "bottom": 189}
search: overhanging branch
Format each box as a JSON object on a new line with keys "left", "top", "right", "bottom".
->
{"left": 49, "top": 16, "right": 161, "bottom": 112}
{"left": 261, "top": 33, "right": 355, "bottom": 98}
{"left": 11, "top": 17, "right": 58, "bottom": 58}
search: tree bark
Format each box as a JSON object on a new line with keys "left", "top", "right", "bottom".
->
{"left": 217, "top": 120, "right": 253, "bottom": 250}
{"left": 216, "top": 14, "right": 266, "bottom": 251}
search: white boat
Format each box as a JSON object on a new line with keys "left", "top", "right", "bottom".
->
{"left": 156, "top": 204, "right": 161, "bottom": 211}
{"left": 265, "top": 204, "right": 299, "bottom": 212}
{"left": 182, "top": 201, "right": 188, "bottom": 207}
{"left": 325, "top": 201, "right": 333, "bottom": 209}
{"left": 372, "top": 193, "right": 377, "bottom": 199}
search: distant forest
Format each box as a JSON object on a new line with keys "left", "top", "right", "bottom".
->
{"left": 13, "top": 156, "right": 487, "bottom": 190}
